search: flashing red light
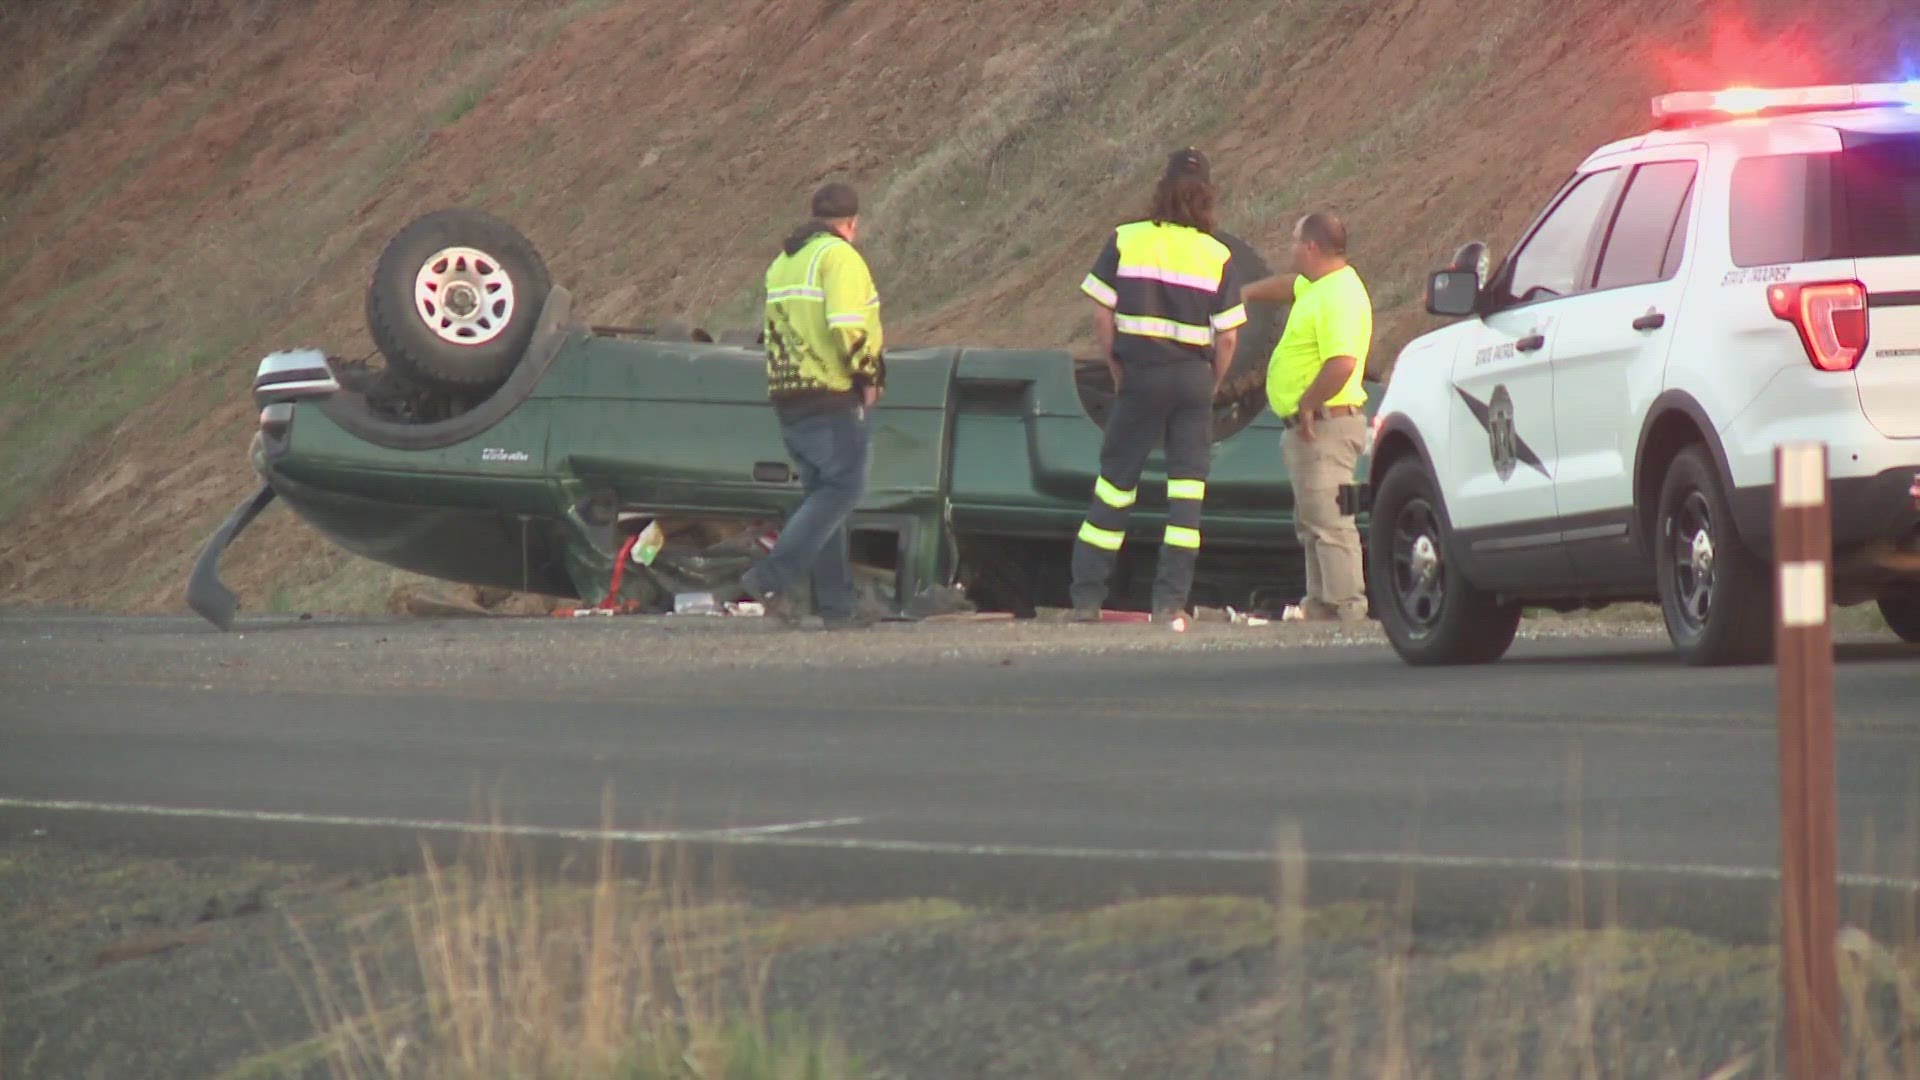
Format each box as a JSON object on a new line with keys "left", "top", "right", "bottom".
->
{"left": 1654, "top": 82, "right": 1920, "bottom": 124}
{"left": 1712, "top": 86, "right": 1777, "bottom": 114}
{"left": 1768, "top": 281, "right": 1869, "bottom": 372}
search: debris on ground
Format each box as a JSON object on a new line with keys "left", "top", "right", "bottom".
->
{"left": 388, "top": 584, "right": 492, "bottom": 619}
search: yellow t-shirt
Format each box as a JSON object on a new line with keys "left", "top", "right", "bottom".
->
{"left": 1265, "top": 264, "right": 1371, "bottom": 418}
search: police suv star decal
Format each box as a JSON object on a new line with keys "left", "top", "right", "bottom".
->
{"left": 1454, "top": 385, "right": 1548, "bottom": 482}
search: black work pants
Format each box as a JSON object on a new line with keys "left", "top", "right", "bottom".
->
{"left": 1069, "top": 358, "right": 1214, "bottom": 613}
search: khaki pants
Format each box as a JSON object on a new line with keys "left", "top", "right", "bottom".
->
{"left": 1281, "top": 412, "right": 1369, "bottom": 622}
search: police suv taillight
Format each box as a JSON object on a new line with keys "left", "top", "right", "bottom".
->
{"left": 1768, "top": 281, "right": 1870, "bottom": 372}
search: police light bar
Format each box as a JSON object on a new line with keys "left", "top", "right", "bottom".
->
{"left": 1653, "top": 82, "right": 1920, "bottom": 124}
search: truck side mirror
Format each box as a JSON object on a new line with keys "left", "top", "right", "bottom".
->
{"left": 1426, "top": 269, "right": 1481, "bottom": 318}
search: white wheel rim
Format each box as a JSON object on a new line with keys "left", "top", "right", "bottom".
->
{"left": 414, "top": 246, "right": 514, "bottom": 345}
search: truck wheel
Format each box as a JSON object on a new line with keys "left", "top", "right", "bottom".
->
{"left": 366, "top": 208, "right": 552, "bottom": 390}
{"left": 1654, "top": 446, "right": 1773, "bottom": 665}
{"left": 1368, "top": 456, "right": 1521, "bottom": 665}
{"left": 1878, "top": 585, "right": 1920, "bottom": 643}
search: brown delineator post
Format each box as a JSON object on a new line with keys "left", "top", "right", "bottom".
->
{"left": 1774, "top": 441, "right": 1840, "bottom": 1080}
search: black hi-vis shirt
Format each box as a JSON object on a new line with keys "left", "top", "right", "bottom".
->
{"left": 1081, "top": 220, "right": 1248, "bottom": 366}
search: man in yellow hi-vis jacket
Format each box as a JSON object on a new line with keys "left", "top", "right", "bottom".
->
{"left": 739, "top": 182, "right": 887, "bottom": 630}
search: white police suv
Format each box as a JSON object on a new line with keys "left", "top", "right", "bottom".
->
{"left": 1354, "top": 82, "right": 1920, "bottom": 667}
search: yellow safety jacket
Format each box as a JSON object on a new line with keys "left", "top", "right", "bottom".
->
{"left": 763, "top": 225, "right": 885, "bottom": 408}
{"left": 1080, "top": 220, "right": 1247, "bottom": 366}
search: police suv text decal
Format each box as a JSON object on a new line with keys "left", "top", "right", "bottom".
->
{"left": 1720, "top": 265, "right": 1791, "bottom": 286}
{"left": 1474, "top": 341, "right": 1518, "bottom": 367}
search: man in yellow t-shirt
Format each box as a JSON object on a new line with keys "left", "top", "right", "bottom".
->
{"left": 1243, "top": 211, "right": 1372, "bottom": 623}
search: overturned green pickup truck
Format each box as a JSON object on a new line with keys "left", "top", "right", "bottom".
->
{"left": 187, "top": 209, "right": 1378, "bottom": 628}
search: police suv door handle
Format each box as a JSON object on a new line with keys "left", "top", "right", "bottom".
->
{"left": 1633, "top": 311, "right": 1668, "bottom": 331}
{"left": 1516, "top": 333, "right": 1546, "bottom": 353}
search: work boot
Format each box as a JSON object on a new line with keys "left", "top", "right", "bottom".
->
{"left": 1065, "top": 606, "right": 1102, "bottom": 624}
{"left": 739, "top": 569, "right": 800, "bottom": 627}
{"left": 822, "top": 610, "right": 879, "bottom": 631}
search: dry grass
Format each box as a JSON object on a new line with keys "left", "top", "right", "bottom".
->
{"left": 262, "top": 808, "right": 1920, "bottom": 1080}
{"left": 19, "top": 798, "right": 1920, "bottom": 1077}
{"left": 282, "top": 789, "right": 861, "bottom": 1080}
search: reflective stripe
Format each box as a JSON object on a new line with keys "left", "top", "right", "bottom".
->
{"left": 1078, "top": 520, "right": 1125, "bottom": 551}
{"left": 1163, "top": 525, "right": 1201, "bottom": 550}
{"left": 827, "top": 313, "right": 867, "bottom": 327}
{"left": 1094, "top": 476, "right": 1136, "bottom": 509}
{"left": 1113, "top": 221, "right": 1230, "bottom": 292}
{"left": 1117, "top": 266, "right": 1221, "bottom": 291}
{"left": 1210, "top": 304, "right": 1248, "bottom": 332}
{"left": 1114, "top": 314, "right": 1213, "bottom": 346}
{"left": 1081, "top": 274, "right": 1118, "bottom": 308}
{"left": 1167, "top": 478, "right": 1206, "bottom": 501}
{"left": 805, "top": 239, "right": 845, "bottom": 287}
{"left": 768, "top": 286, "right": 826, "bottom": 303}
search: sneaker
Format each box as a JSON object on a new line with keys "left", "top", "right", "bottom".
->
{"left": 1152, "top": 607, "right": 1190, "bottom": 632}
{"left": 1065, "top": 606, "right": 1102, "bottom": 623}
{"left": 739, "top": 570, "right": 799, "bottom": 627}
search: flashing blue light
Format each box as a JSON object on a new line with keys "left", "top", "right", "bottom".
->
{"left": 1897, "top": 51, "right": 1920, "bottom": 86}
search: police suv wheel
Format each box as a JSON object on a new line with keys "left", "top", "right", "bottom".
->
{"left": 1367, "top": 457, "right": 1521, "bottom": 665}
{"left": 1878, "top": 585, "right": 1920, "bottom": 644}
{"left": 1654, "top": 446, "right": 1773, "bottom": 666}
{"left": 366, "top": 208, "right": 552, "bottom": 390}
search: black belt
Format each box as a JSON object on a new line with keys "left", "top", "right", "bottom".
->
{"left": 1280, "top": 404, "right": 1362, "bottom": 429}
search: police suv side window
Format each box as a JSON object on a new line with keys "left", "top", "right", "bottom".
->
{"left": 1592, "top": 160, "right": 1698, "bottom": 290}
{"left": 1660, "top": 183, "right": 1695, "bottom": 279}
{"left": 1729, "top": 154, "right": 1835, "bottom": 267}
{"left": 1499, "top": 168, "right": 1621, "bottom": 306}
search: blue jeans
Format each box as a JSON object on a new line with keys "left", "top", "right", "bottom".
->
{"left": 750, "top": 403, "right": 872, "bottom": 618}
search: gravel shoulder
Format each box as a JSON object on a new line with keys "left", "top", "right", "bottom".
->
{"left": 0, "top": 605, "right": 1696, "bottom": 694}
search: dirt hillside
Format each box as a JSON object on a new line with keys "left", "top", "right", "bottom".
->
{"left": 2, "top": 0, "right": 1915, "bottom": 614}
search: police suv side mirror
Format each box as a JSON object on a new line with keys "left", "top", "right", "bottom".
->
{"left": 1426, "top": 269, "right": 1481, "bottom": 318}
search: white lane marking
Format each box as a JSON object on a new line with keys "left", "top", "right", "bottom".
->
{"left": 6, "top": 797, "right": 1920, "bottom": 891}
{"left": 1780, "top": 560, "right": 1829, "bottom": 628}
{"left": 0, "top": 798, "right": 862, "bottom": 843}
{"left": 717, "top": 834, "right": 1920, "bottom": 891}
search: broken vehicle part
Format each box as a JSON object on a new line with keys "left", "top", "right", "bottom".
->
{"left": 184, "top": 483, "right": 278, "bottom": 631}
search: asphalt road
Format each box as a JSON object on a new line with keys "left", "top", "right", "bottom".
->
{"left": 3, "top": 611, "right": 1917, "bottom": 936}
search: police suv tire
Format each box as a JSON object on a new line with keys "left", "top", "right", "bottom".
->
{"left": 366, "top": 208, "right": 552, "bottom": 390}
{"left": 1877, "top": 585, "right": 1920, "bottom": 644}
{"left": 1654, "top": 446, "right": 1773, "bottom": 666}
{"left": 1367, "top": 456, "right": 1522, "bottom": 666}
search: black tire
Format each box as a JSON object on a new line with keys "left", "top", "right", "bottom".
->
{"left": 1367, "top": 456, "right": 1522, "bottom": 665}
{"left": 1878, "top": 585, "right": 1920, "bottom": 644}
{"left": 365, "top": 208, "right": 552, "bottom": 390}
{"left": 1654, "top": 446, "right": 1773, "bottom": 665}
